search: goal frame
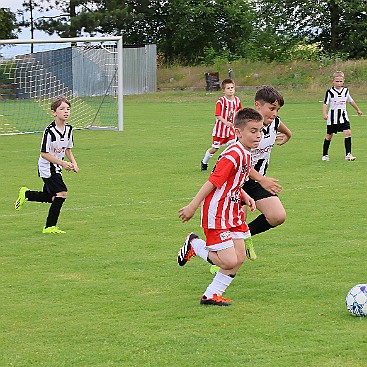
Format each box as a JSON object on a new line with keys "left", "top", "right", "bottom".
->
{"left": 0, "top": 36, "right": 124, "bottom": 131}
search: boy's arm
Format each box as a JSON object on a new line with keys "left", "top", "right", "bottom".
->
{"left": 179, "top": 181, "right": 215, "bottom": 222}
{"left": 350, "top": 101, "right": 363, "bottom": 116}
{"left": 41, "top": 152, "right": 74, "bottom": 171}
{"left": 276, "top": 122, "right": 292, "bottom": 146}
{"left": 322, "top": 103, "right": 328, "bottom": 120}
{"left": 65, "top": 148, "right": 79, "bottom": 172}
{"left": 249, "top": 168, "right": 282, "bottom": 195}
{"left": 241, "top": 189, "right": 256, "bottom": 213}
{"left": 216, "top": 115, "right": 233, "bottom": 128}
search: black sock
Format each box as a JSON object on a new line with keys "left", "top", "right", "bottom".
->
{"left": 344, "top": 137, "right": 352, "bottom": 155}
{"left": 248, "top": 214, "right": 274, "bottom": 236}
{"left": 207, "top": 257, "right": 214, "bottom": 265}
{"left": 45, "top": 197, "right": 65, "bottom": 228}
{"left": 323, "top": 139, "right": 331, "bottom": 156}
{"left": 26, "top": 190, "right": 53, "bottom": 203}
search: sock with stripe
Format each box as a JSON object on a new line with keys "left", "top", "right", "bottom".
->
{"left": 191, "top": 237, "right": 209, "bottom": 262}
{"left": 204, "top": 272, "right": 236, "bottom": 298}
{"left": 202, "top": 150, "right": 214, "bottom": 164}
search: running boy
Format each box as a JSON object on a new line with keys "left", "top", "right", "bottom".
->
{"left": 177, "top": 107, "right": 263, "bottom": 306}
{"left": 14, "top": 96, "right": 79, "bottom": 233}
{"left": 210, "top": 86, "right": 291, "bottom": 274}
{"left": 201, "top": 78, "right": 242, "bottom": 171}
{"left": 245, "top": 86, "right": 292, "bottom": 237}
{"left": 322, "top": 70, "right": 363, "bottom": 161}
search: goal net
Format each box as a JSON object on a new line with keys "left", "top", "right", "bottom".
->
{"left": 0, "top": 36, "right": 123, "bottom": 135}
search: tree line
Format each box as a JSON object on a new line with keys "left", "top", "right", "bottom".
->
{"left": 1, "top": 0, "right": 367, "bottom": 65}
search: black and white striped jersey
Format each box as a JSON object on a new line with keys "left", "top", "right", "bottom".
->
{"left": 38, "top": 121, "right": 74, "bottom": 178}
{"left": 251, "top": 117, "right": 281, "bottom": 177}
{"left": 324, "top": 86, "right": 354, "bottom": 125}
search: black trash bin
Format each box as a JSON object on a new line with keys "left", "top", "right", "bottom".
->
{"left": 205, "top": 72, "right": 220, "bottom": 91}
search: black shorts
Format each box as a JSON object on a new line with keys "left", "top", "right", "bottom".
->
{"left": 327, "top": 122, "right": 350, "bottom": 135}
{"left": 243, "top": 179, "right": 276, "bottom": 201}
{"left": 42, "top": 174, "right": 67, "bottom": 195}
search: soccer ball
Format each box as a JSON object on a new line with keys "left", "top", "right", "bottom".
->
{"left": 346, "top": 284, "right": 367, "bottom": 317}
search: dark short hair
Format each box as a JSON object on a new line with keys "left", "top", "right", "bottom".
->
{"left": 255, "top": 86, "right": 284, "bottom": 107}
{"left": 221, "top": 78, "right": 235, "bottom": 89}
{"left": 234, "top": 107, "right": 263, "bottom": 128}
{"left": 51, "top": 96, "right": 71, "bottom": 111}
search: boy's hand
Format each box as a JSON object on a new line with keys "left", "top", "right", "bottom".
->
{"left": 275, "top": 132, "right": 289, "bottom": 146}
{"left": 72, "top": 163, "right": 79, "bottom": 173}
{"left": 258, "top": 176, "right": 282, "bottom": 195}
{"left": 242, "top": 193, "right": 256, "bottom": 213}
{"left": 178, "top": 204, "right": 196, "bottom": 222}
{"left": 357, "top": 109, "right": 363, "bottom": 117}
{"left": 63, "top": 161, "right": 74, "bottom": 171}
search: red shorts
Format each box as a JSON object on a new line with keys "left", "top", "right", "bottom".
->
{"left": 212, "top": 135, "right": 236, "bottom": 149}
{"left": 204, "top": 223, "right": 251, "bottom": 251}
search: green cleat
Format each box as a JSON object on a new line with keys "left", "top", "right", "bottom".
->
{"left": 245, "top": 237, "right": 257, "bottom": 261}
{"left": 210, "top": 265, "right": 220, "bottom": 275}
{"left": 14, "top": 186, "right": 29, "bottom": 211}
{"left": 42, "top": 226, "right": 66, "bottom": 234}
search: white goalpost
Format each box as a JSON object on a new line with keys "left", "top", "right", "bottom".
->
{"left": 0, "top": 36, "right": 123, "bottom": 134}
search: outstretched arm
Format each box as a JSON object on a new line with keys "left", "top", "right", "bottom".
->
{"left": 179, "top": 181, "right": 216, "bottom": 222}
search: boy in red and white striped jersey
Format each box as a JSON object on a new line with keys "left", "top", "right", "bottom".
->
{"left": 177, "top": 108, "right": 264, "bottom": 306}
{"left": 200, "top": 79, "right": 242, "bottom": 171}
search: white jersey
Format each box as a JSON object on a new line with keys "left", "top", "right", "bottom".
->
{"left": 38, "top": 121, "right": 74, "bottom": 178}
{"left": 324, "top": 86, "right": 353, "bottom": 125}
{"left": 251, "top": 117, "right": 280, "bottom": 176}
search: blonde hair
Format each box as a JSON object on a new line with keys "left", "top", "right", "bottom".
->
{"left": 333, "top": 71, "right": 345, "bottom": 79}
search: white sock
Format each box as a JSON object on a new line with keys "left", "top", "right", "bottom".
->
{"left": 202, "top": 150, "right": 214, "bottom": 164}
{"left": 191, "top": 237, "right": 209, "bottom": 261}
{"left": 204, "top": 272, "right": 234, "bottom": 298}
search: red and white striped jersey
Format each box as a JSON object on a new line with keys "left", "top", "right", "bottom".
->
{"left": 212, "top": 96, "right": 242, "bottom": 138}
{"left": 201, "top": 141, "right": 252, "bottom": 229}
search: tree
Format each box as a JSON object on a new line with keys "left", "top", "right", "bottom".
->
{"left": 0, "top": 8, "right": 19, "bottom": 39}
{"left": 159, "top": 0, "right": 256, "bottom": 64}
{"left": 257, "top": 0, "right": 367, "bottom": 59}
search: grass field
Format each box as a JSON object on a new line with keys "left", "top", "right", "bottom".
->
{"left": 0, "top": 96, "right": 118, "bottom": 134}
{"left": 1, "top": 90, "right": 367, "bottom": 367}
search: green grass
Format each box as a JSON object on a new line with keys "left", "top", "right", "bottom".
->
{"left": 0, "top": 96, "right": 118, "bottom": 134}
{"left": 1, "top": 90, "right": 367, "bottom": 366}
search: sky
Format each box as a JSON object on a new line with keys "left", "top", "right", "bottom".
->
{"left": 1, "top": 0, "right": 60, "bottom": 56}
{"left": 2, "top": 0, "right": 59, "bottom": 40}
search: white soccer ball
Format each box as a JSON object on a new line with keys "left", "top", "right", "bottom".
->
{"left": 346, "top": 284, "right": 367, "bottom": 317}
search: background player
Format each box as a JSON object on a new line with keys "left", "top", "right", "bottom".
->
{"left": 322, "top": 70, "right": 363, "bottom": 161}
{"left": 201, "top": 78, "right": 242, "bottom": 171}
{"left": 14, "top": 96, "right": 79, "bottom": 233}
